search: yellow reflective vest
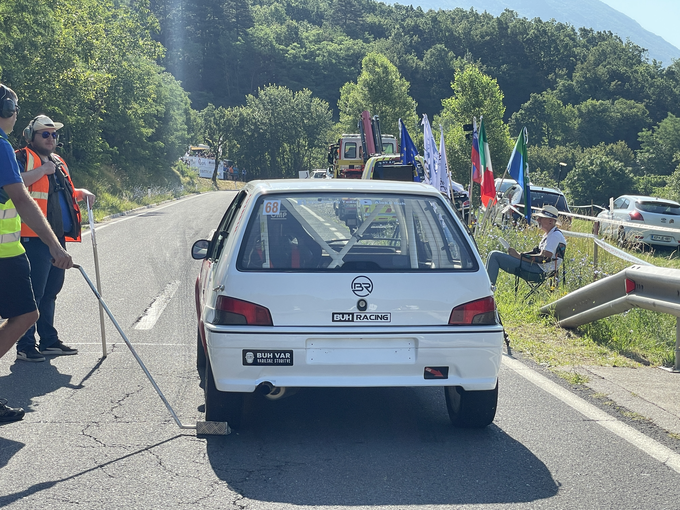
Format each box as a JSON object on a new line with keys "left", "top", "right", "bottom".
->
{"left": 0, "top": 134, "right": 24, "bottom": 258}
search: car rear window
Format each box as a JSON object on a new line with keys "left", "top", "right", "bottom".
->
{"left": 636, "top": 201, "right": 680, "bottom": 215}
{"left": 531, "top": 191, "right": 569, "bottom": 212}
{"left": 237, "top": 192, "right": 478, "bottom": 272}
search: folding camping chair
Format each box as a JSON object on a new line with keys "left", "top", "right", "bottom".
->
{"left": 514, "top": 243, "right": 566, "bottom": 301}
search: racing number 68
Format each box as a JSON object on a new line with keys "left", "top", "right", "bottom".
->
{"left": 263, "top": 200, "right": 281, "bottom": 215}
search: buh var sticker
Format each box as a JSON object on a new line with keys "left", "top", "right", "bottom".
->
{"left": 243, "top": 350, "right": 294, "bottom": 366}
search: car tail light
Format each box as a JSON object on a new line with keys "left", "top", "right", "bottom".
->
{"left": 629, "top": 210, "right": 644, "bottom": 221}
{"left": 449, "top": 297, "right": 498, "bottom": 325}
{"left": 214, "top": 296, "right": 273, "bottom": 326}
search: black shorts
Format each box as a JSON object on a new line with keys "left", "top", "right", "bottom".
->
{"left": 0, "top": 253, "right": 37, "bottom": 319}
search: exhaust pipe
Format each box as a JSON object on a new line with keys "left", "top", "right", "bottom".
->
{"left": 257, "top": 382, "right": 288, "bottom": 400}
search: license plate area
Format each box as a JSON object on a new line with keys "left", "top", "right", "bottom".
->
{"left": 306, "top": 338, "right": 416, "bottom": 365}
{"left": 651, "top": 235, "right": 673, "bottom": 242}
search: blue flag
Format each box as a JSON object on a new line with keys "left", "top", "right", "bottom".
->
{"left": 506, "top": 128, "right": 531, "bottom": 222}
{"left": 400, "top": 119, "right": 420, "bottom": 182}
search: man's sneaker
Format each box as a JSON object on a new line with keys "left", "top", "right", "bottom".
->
{"left": 40, "top": 341, "right": 78, "bottom": 356}
{"left": 0, "top": 399, "right": 25, "bottom": 422}
{"left": 16, "top": 346, "right": 46, "bottom": 362}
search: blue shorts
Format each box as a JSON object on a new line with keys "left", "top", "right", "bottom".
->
{"left": 0, "top": 253, "right": 37, "bottom": 319}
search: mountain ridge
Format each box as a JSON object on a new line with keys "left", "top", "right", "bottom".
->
{"left": 385, "top": 0, "right": 680, "bottom": 65}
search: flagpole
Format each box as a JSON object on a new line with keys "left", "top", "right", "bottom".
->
{"left": 469, "top": 116, "right": 475, "bottom": 206}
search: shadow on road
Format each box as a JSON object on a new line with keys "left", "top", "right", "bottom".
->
{"left": 3, "top": 360, "right": 83, "bottom": 413}
{"left": 205, "top": 386, "right": 558, "bottom": 506}
{"left": 0, "top": 436, "right": 185, "bottom": 507}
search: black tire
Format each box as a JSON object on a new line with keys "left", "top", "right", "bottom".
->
{"left": 196, "top": 329, "right": 206, "bottom": 371}
{"left": 617, "top": 227, "right": 628, "bottom": 248}
{"left": 204, "top": 359, "right": 244, "bottom": 429}
{"left": 445, "top": 383, "right": 498, "bottom": 428}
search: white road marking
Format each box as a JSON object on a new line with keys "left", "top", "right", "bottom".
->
{"left": 133, "top": 280, "right": 180, "bottom": 330}
{"left": 503, "top": 355, "right": 680, "bottom": 474}
{"left": 81, "top": 193, "right": 207, "bottom": 236}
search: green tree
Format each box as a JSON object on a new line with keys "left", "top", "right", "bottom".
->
{"left": 575, "top": 99, "right": 650, "bottom": 149}
{"left": 527, "top": 145, "right": 581, "bottom": 188}
{"left": 438, "top": 62, "right": 512, "bottom": 184}
{"left": 237, "top": 85, "right": 332, "bottom": 179}
{"left": 563, "top": 154, "right": 634, "bottom": 207}
{"left": 337, "top": 52, "right": 417, "bottom": 138}
{"left": 509, "top": 91, "right": 576, "bottom": 147}
{"left": 637, "top": 113, "right": 680, "bottom": 176}
{"left": 200, "top": 104, "right": 240, "bottom": 186}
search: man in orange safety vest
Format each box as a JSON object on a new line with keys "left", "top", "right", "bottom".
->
{"left": 14, "top": 115, "right": 94, "bottom": 362}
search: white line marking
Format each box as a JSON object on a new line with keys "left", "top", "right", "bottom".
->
{"left": 81, "top": 193, "right": 207, "bottom": 236}
{"left": 133, "top": 281, "right": 180, "bottom": 330}
{"left": 503, "top": 355, "right": 680, "bottom": 474}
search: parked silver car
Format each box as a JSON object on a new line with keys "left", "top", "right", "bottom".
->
{"left": 597, "top": 195, "right": 680, "bottom": 248}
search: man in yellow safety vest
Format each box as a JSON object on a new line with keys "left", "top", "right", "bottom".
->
{"left": 0, "top": 83, "right": 72, "bottom": 422}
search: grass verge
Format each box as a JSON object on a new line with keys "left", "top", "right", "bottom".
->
{"left": 479, "top": 219, "right": 679, "bottom": 369}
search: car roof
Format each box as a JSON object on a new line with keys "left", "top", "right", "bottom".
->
{"left": 243, "top": 178, "right": 441, "bottom": 196}
{"left": 529, "top": 185, "right": 564, "bottom": 194}
{"left": 617, "top": 195, "right": 680, "bottom": 205}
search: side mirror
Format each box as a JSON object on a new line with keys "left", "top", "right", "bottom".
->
{"left": 191, "top": 239, "right": 210, "bottom": 260}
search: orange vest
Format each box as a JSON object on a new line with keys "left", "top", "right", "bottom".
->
{"left": 16, "top": 147, "right": 81, "bottom": 242}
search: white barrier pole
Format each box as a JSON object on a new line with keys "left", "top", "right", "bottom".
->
{"left": 88, "top": 202, "right": 107, "bottom": 358}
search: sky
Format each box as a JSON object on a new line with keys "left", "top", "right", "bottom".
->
{"left": 600, "top": 0, "right": 680, "bottom": 49}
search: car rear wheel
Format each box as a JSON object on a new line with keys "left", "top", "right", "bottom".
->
{"left": 204, "top": 359, "right": 244, "bottom": 429}
{"left": 445, "top": 383, "right": 498, "bottom": 428}
{"left": 196, "top": 329, "right": 206, "bottom": 371}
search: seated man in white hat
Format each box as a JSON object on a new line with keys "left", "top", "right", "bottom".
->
{"left": 486, "top": 205, "right": 566, "bottom": 288}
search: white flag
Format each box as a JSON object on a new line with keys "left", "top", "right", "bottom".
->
{"left": 439, "top": 125, "right": 451, "bottom": 198}
{"left": 421, "top": 114, "right": 439, "bottom": 187}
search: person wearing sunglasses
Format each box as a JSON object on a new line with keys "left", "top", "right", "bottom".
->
{"left": 0, "top": 86, "right": 73, "bottom": 422}
{"left": 13, "top": 115, "right": 94, "bottom": 362}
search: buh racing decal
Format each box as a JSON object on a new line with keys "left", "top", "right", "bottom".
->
{"left": 332, "top": 312, "right": 391, "bottom": 323}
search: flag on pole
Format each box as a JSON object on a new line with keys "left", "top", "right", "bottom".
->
{"left": 507, "top": 127, "right": 531, "bottom": 222}
{"left": 400, "top": 119, "right": 420, "bottom": 182}
{"left": 439, "top": 125, "right": 451, "bottom": 198}
{"left": 478, "top": 117, "right": 496, "bottom": 207}
{"left": 422, "top": 114, "right": 439, "bottom": 187}
{"left": 471, "top": 118, "right": 482, "bottom": 184}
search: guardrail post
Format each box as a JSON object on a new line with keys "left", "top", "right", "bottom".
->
{"left": 592, "top": 221, "right": 600, "bottom": 279}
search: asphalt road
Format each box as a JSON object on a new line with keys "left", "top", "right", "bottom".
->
{"left": 2, "top": 190, "right": 680, "bottom": 509}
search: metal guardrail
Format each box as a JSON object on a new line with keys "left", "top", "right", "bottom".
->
{"left": 540, "top": 265, "right": 680, "bottom": 371}
{"left": 562, "top": 230, "right": 655, "bottom": 266}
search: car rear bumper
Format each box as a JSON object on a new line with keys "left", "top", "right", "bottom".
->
{"left": 204, "top": 327, "right": 504, "bottom": 392}
{"left": 622, "top": 227, "right": 679, "bottom": 246}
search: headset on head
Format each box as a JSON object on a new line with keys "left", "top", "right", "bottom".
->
{"left": 0, "top": 84, "right": 19, "bottom": 119}
{"left": 23, "top": 117, "right": 39, "bottom": 143}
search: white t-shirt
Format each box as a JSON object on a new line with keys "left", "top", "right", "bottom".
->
{"left": 538, "top": 227, "right": 566, "bottom": 272}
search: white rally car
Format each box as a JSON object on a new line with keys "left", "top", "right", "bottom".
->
{"left": 192, "top": 179, "right": 503, "bottom": 429}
